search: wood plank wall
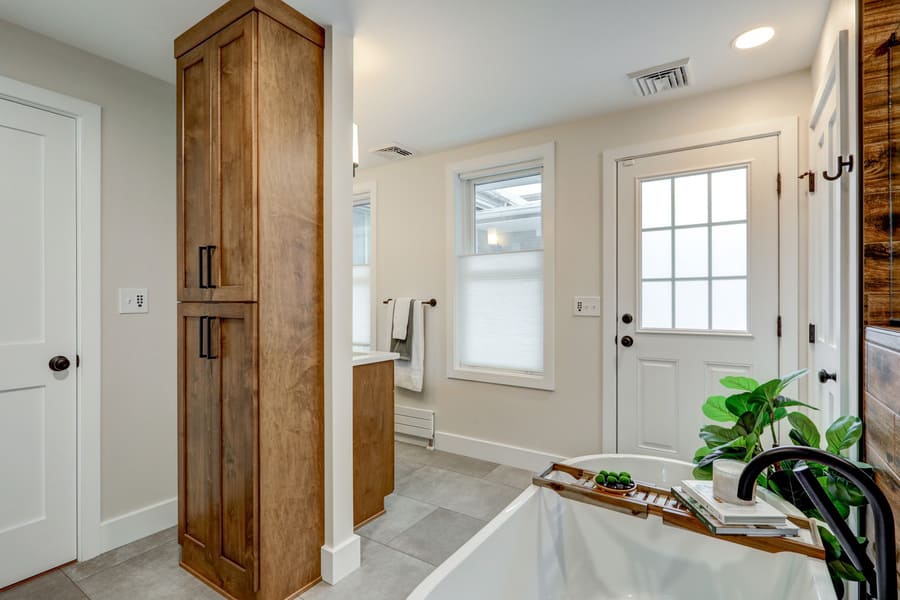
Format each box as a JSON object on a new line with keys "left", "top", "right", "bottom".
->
{"left": 861, "top": 0, "right": 900, "bottom": 581}
{"left": 862, "top": 2, "right": 900, "bottom": 322}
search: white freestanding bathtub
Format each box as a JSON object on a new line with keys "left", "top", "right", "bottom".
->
{"left": 408, "top": 454, "right": 835, "bottom": 600}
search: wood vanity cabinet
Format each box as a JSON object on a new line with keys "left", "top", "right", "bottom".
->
{"left": 353, "top": 360, "right": 396, "bottom": 528}
{"left": 175, "top": 1, "right": 324, "bottom": 598}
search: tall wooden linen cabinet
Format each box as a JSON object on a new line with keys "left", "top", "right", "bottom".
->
{"left": 174, "top": 1, "right": 324, "bottom": 598}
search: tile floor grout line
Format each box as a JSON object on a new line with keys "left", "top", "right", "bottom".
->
{"left": 62, "top": 535, "right": 174, "bottom": 589}
{"left": 374, "top": 537, "right": 443, "bottom": 569}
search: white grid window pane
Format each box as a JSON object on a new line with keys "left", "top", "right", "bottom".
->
{"left": 675, "top": 226, "right": 708, "bottom": 278}
{"left": 641, "top": 281, "right": 672, "bottom": 329}
{"left": 638, "top": 165, "right": 749, "bottom": 334}
{"left": 642, "top": 230, "right": 671, "bottom": 279}
{"left": 458, "top": 251, "right": 543, "bottom": 372}
{"left": 712, "top": 224, "right": 747, "bottom": 277}
{"left": 674, "top": 173, "right": 708, "bottom": 226}
{"left": 675, "top": 280, "right": 709, "bottom": 329}
{"left": 712, "top": 279, "right": 747, "bottom": 331}
{"left": 474, "top": 173, "right": 542, "bottom": 254}
{"left": 711, "top": 168, "right": 747, "bottom": 223}
{"left": 641, "top": 178, "right": 671, "bottom": 229}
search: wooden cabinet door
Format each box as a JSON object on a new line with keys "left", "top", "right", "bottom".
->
{"left": 176, "top": 43, "right": 213, "bottom": 302}
{"left": 353, "top": 361, "right": 395, "bottom": 527}
{"left": 209, "top": 14, "right": 258, "bottom": 302}
{"left": 179, "top": 303, "right": 258, "bottom": 596}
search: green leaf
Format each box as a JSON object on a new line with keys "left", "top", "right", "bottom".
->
{"left": 719, "top": 376, "right": 759, "bottom": 392}
{"left": 725, "top": 393, "right": 751, "bottom": 418}
{"left": 818, "top": 526, "right": 842, "bottom": 558}
{"left": 787, "top": 412, "right": 821, "bottom": 448}
{"left": 759, "top": 378, "right": 782, "bottom": 401}
{"left": 826, "top": 474, "right": 868, "bottom": 507}
{"left": 773, "top": 397, "right": 818, "bottom": 411}
{"left": 735, "top": 411, "right": 757, "bottom": 436}
{"left": 693, "top": 446, "right": 712, "bottom": 464}
{"left": 699, "top": 424, "right": 742, "bottom": 448}
{"left": 774, "top": 368, "right": 808, "bottom": 395}
{"left": 702, "top": 396, "right": 737, "bottom": 422}
{"left": 828, "top": 559, "right": 867, "bottom": 582}
{"left": 743, "top": 433, "right": 759, "bottom": 461}
{"left": 825, "top": 416, "right": 863, "bottom": 454}
{"left": 832, "top": 496, "right": 850, "bottom": 519}
{"left": 692, "top": 464, "right": 713, "bottom": 480}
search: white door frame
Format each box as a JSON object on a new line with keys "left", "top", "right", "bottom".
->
{"left": 0, "top": 74, "right": 102, "bottom": 561}
{"left": 600, "top": 117, "right": 800, "bottom": 453}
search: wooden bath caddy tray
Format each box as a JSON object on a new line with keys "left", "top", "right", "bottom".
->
{"left": 533, "top": 462, "right": 825, "bottom": 560}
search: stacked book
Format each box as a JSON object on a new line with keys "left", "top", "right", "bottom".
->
{"left": 672, "top": 480, "right": 799, "bottom": 537}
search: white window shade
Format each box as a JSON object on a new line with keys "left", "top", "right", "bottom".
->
{"left": 352, "top": 264, "right": 371, "bottom": 348}
{"left": 457, "top": 250, "right": 543, "bottom": 373}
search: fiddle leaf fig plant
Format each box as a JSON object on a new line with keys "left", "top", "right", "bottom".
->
{"left": 692, "top": 369, "right": 870, "bottom": 596}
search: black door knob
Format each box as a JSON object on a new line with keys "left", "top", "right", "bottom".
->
{"left": 620, "top": 335, "right": 634, "bottom": 348}
{"left": 622, "top": 313, "right": 634, "bottom": 324}
{"left": 818, "top": 369, "right": 837, "bottom": 383}
{"left": 49, "top": 355, "right": 71, "bottom": 372}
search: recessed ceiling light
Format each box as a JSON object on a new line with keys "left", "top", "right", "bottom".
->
{"left": 733, "top": 26, "right": 775, "bottom": 50}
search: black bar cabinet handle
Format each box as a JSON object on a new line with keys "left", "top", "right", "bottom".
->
{"left": 198, "top": 247, "right": 207, "bottom": 289}
{"left": 206, "top": 245, "right": 217, "bottom": 289}
{"left": 198, "top": 316, "right": 208, "bottom": 358}
{"left": 206, "top": 317, "right": 217, "bottom": 360}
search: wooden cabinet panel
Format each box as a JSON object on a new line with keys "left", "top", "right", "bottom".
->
{"left": 179, "top": 303, "right": 258, "bottom": 596}
{"left": 210, "top": 14, "right": 258, "bottom": 301}
{"left": 176, "top": 2, "right": 324, "bottom": 598}
{"left": 353, "top": 361, "right": 395, "bottom": 528}
{"left": 177, "top": 45, "right": 213, "bottom": 302}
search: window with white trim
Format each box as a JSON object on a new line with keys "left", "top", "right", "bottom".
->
{"left": 352, "top": 192, "right": 373, "bottom": 349}
{"left": 448, "top": 143, "right": 555, "bottom": 390}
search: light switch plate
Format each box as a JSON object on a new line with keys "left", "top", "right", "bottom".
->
{"left": 119, "top": 288, "right": 148, "bottom": 314}
{"left": 573, "top": 296, "right": 601, "bottom": 316}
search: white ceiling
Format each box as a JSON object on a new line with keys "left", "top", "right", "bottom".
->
{"left": 0, "top": 0, "right": 829, "bottom": 167}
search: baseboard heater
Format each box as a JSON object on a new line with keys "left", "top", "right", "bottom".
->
{"left": 394, "top": 404, "right": 435, "bottom": 448}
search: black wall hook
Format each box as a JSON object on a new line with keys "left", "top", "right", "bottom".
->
{"left": 822, "top": 154, "right": 853, "bottom": 181}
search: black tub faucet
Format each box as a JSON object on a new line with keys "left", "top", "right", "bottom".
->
{"left": 737, "top": 446, "right": 896, "bottom": 600}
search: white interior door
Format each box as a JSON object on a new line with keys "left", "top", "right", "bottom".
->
{"left": 616, "top": 137, "right": 781, "bottom": 462}
{"left": 808, "top": 32, "right": 850, "bottom": 432}
{"left": 0, "top": 97, "right": 77, "bottom": 587}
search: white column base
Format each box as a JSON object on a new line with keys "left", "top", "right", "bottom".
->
{"left": 321, "top": 534, "right": 361, "bottom": 585}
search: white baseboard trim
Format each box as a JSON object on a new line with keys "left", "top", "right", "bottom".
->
{"left": 99, "top": 497, "right": 177, "bottom": 554}
{"left": 433, "top": 431, "right": 564, "bottom": 472}
{"left": 321, "top": 534, "right": 361, "bottom": 585}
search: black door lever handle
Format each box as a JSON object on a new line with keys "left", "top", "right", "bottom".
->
{"left": 818, "top": 369, "right": 837, "bottom": 383}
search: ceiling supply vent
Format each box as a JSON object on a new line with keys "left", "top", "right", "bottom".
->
{"left": 370, "top": 143, "right": 416, "bottom": 160}
{"left": 627, "top": 58, "right": 692, "bottom": 97}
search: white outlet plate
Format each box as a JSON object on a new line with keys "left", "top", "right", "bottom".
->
{"left": 119, "top": 288, "right": 149, "bottom": 314}
{"left": 573, "top": 296, "right": 601, "bottom": 316}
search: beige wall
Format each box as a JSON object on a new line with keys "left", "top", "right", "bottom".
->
{"left": 358, "top": 70, "right": 813, "bottom": 459}
{"left": 0, "top": 20, "right": 176, "bottom": 520}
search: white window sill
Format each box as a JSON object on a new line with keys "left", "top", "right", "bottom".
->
{"left": 447, "top": 366, "right": 554, "bottom": 391}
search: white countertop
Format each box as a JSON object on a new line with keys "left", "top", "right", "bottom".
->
{"left": 352, "top": 350, "right": 400, "bottom": 366}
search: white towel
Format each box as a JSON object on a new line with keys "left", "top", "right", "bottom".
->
{"left": 382, "top": 300, "right": 425, "bottom": 392}
{"left": 392, "top": 297, "right": 412, "bottom": 340}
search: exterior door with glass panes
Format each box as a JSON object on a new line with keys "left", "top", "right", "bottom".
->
{"left": 616, "top": 136, "right": 780, "bottom": 462}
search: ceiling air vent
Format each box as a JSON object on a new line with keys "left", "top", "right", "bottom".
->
{"left": 371, "top": 143, "right": 415, "bottom": 160}
{"left": 627, "top": 58, "right": 691, "bottom": 97}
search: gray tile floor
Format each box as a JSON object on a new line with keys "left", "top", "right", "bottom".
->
{"left": 0, "top": 443, "right": 532, "bottom": 600}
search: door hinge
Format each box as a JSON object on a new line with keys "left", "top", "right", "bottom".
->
{"left": 76, "top": 354, "right": 80, "bottom": 367}
{"left": 776, "top": 172, "right": 782, "bottom": 196}
{"left": 809, "top": 323, "right": 816, "bottom": 344}
{"left": 777, "top": 316, "right": 783, "bottom": 337}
